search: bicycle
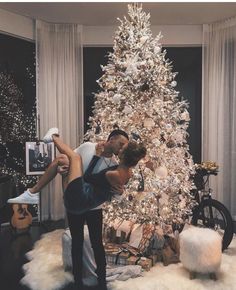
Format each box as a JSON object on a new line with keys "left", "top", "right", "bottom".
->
{"left": 191, "top": 163, "right": 234, "bottom": 251}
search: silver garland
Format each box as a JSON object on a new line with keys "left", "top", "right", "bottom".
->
{"left": 85, "top": 4, "right": 196, "bottom": 233}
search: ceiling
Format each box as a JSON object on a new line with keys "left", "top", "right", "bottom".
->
{"left": 0, "top": 2, "right": 236, "bottom": 26}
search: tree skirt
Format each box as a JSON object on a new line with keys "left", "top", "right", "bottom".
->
{"left": 21, "top": 229, "right": 236, "bottom": 290}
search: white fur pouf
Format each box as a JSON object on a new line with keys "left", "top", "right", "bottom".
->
{"left": 179, "top": 227, "right": 222, "bottom": 279}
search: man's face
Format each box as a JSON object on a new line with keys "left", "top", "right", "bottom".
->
{"left": 108, "top": 135, "right": 129, "bottom": 156}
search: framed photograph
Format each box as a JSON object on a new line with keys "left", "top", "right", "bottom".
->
{"left": 25, "top": 142, "right": 55, "bottom": 175}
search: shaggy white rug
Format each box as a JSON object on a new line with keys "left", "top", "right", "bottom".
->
{"left": 21, "top": 229, "right": 236, "bottom": 290}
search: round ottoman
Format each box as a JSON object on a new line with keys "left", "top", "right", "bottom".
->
{"left": 179, "top": 226, "right": 222, "bottom": 280}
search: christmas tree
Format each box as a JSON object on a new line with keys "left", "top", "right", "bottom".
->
{"left": 0, "top": 71, "right": 37, "bottom": 188}
{"left": 85, "top": 4, "right": 196, "bottom": 233}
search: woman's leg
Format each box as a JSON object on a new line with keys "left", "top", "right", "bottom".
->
{"left": 7, "top": 153, "right": 69, "bottom": 204}
{"left": 30, "top": 154, "right": 69, "bottom": 193}
{"left": 52, "top": 135, "right": 83, "bottom": 185}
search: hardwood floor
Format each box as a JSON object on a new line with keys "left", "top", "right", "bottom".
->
{"left": 0, "top": 220, "right": 99, "bottom": 290}
{"left": 1, "top": 216, "right": 235, "bottom": 290}
{"left": 0, "top": 223, "right": 46, "bottom": 290}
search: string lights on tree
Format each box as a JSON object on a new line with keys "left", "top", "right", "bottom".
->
{"left": 85, "top": 4, "right": 196, "bottom": 233}
{"left": 0, "top": 71, "right": 37, "bottom": 189}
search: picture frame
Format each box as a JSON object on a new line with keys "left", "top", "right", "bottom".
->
{"left": 25, "top": 142, "right": 55, "bottom": 175}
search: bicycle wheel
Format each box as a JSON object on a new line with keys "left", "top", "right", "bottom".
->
{"left": 191, "top": 199, "right": 234, "bottom": 251}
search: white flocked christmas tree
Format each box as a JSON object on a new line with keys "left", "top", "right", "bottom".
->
{"left": 85, "top": 4, "right": 196, "bottom": 233}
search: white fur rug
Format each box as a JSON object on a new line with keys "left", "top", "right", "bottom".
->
{"left": 21, "top": 229, "right": 236, "bottom": 290}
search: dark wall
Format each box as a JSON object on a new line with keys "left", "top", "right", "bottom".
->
{"left": 0, "top": 34, "right": 36, "bottom": 113}
{"left": 166, "top": 47, "right": 202, "bottom": 163}
{"left": 83, "top": 47, "right": 202, "bottom": 163}
{"left": 0, "top": 33, "right": 36, "bottom": 191}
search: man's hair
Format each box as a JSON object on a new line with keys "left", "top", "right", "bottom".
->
{"left": 107, "top": 129, "right": 129, "bottom": 141}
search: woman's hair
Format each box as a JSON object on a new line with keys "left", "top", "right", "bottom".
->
{"left": 122, "top": 141, "right": 147, "bottom": 167}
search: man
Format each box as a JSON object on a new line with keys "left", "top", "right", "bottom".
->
{"left": 8, "top": 129, "right": 129, "bottom": 290}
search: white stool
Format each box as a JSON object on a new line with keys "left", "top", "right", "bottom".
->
{"left": 179, "top": 226, "right": 222, "bottom": 280}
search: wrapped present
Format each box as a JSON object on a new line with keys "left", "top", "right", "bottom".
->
{"left": 104, "top": 243, "right": 122, "bottom": 253}
{"left": 127, "top": 256, "right": 152, "bottom": 271}
{"left": 162, "top": 245, "right": 179, "bottom": 266}
{"left": 106, "top": 249, "right": 131, "bottom": 266}
{"left": 162, "top": 235, "right": 180, "bottom": 266}
{"left": 148, "top": 253, "right": 160, "bottom": 265}
{"left": 139, "top": 257, "right": 153, "bottom": 271}
{"left": 105, "top": 243, "right": 155, "bottom": 271}
{"left": 154, "top": 249, "right": 163, "bottom": 263}
{"left": 128, "top": 223, "right": 155, "bottom": 255}
{"left": 105, "top": 242, "right": 141, "bottom": 257}
{"left": 138, "top": 224, "right": 155, "bottom": 254}
{"left": 105, "top": 226, "right": 127, "bottom": 244}
{"left": 104, "top": 219, "right": 135, "bottom": 244}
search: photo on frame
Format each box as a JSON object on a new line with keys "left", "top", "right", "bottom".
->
{"left": 25, "top": 142, "right": 55, "bottom": 175}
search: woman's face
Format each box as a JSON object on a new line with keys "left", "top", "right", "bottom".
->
{"left": 118, "top": 143, "right": 128, "bottom": 160}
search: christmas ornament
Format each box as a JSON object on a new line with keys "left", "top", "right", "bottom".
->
{"left": 155, "top": 166, "right": 168, "bottom": 179}
{"left": 154, "top": 46, "right": 161, "bottom": 54}
{"left": 171, "top": 81, "right": 177, "bottom": 87}
{"left": 85, "top": 4, "right": 195, "bottom": 234}
{"left": 180, "top": 110, "right": 190, "bottom": 121}
{"left": 123, "top": 105, "right": 132, "bottom": 114}
{"left": 112, "top": 94, "right": 122, "bottom": 104}
{"left": 140, "top": 35, "right": 149, "bottom": 44}
{"left": 144, "top": 118, "right": 155, "bottom": 129}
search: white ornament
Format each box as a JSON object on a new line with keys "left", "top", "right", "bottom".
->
{"left": 148, "top": 59, "right": 154, "bottom": 66}
{"left": 171, "top": 81, "right": 177, "bottom": 87}
{"left": 179, "top": 198, "right": 186, "bottom": 209}
{"left": 155, "top": 166, "right": 168, "bottom": 179}
{"left": 126, "top": 63, "right": 138, "bottom": 75}
{"left": 152, "top": 138, "right": 161, "bottom": 146}
{"left": 180, "top": 110, "right": 190, "bottom": 121}
{"left": 172, "top": 132, "right": 183, "bottom": 143}
{"left": 165, "top": 123, "right": 172, "bottom": 132}
{"left": 123, "top": 105, "right": 132, "bottom": 114}
{"left": 144, "top": 118, "right": 155, "bottom": 129}
{"left": 154, "top": 46, "right": 161, "bottom": 54}
{"left": 140, "top": 36, "right": 149, "bottom": 44}
{"left": 159, "top": 206, "right": 170, "bottom": 217}
{"left": 159, "top": 192, "right": 169, "bottom": 205}
{"left": 112, "top": 94, "right": 122, "bottom": 104}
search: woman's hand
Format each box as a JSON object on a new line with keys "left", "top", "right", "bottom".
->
{"left": 111, "top": 184, "right": 124, "bottom": 195}
{"left": 95, "top": 141, "right": 105, "bottom": 156}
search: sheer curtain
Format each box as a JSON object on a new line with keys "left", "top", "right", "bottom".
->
{"left": 202, "top": 17, "right": 236, "bottom": 220}
{"left": 36, "top": 20, "right": 83, "bottom": 220}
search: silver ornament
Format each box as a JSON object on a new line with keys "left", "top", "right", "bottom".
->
{"left": 171, "top": 81, "right": 177, "bottom": 87}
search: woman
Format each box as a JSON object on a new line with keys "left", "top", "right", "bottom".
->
{"left": 44, "top": 128, "right": 147, "bottom": 214}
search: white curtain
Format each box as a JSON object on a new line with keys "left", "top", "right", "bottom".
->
{"left": 202, "top": 17, "right": 236, "bottom": 220}
{"left": 36, "top": 20, "right": 83, "bottom": 220}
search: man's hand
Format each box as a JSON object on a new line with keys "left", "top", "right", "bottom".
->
{"left": 95, "top": 141, "right": 105, "bottom": 156}
{"left": 57, "top": 165, "right": 69, "bottom": 176}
